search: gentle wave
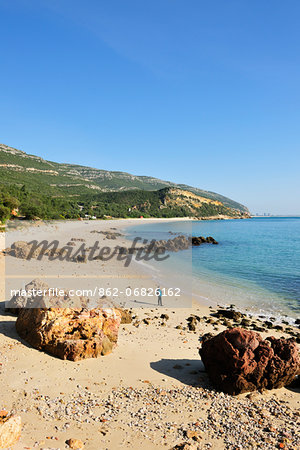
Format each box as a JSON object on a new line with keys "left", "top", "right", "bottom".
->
{"left": 126, "top": 217, "right": 300, "bottom": 321}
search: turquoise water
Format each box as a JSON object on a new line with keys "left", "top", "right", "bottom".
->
{"left": 126, "top": 217, "right": 300, "bottom": 320}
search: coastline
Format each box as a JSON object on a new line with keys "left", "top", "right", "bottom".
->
{"left": 0, "top": 218, "right": 299, "bottom": 449}
{"left": 1, "top": 217, "right": 196, "bottom": 313}
{"left": 1, "top": 216, "right": 299, "bottom": 320}
{"left": 120, "top": 217, "right": 299, "bottom": 324}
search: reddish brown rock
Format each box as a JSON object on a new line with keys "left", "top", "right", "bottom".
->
{"left": 199, "top": 327, "right": 300, "bottom": 395}
{"left": 0, "top": 412, "right": 21, "bottom": 449}
{"left": 16, "top": 307, "right": 122, "bottom": 361}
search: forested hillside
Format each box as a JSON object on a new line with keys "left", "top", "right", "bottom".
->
{"left": 0, "top": 183, "right": 249, "bottom": 223}
{"left": 0, "top": 143, "right": 249, "bottom": 212}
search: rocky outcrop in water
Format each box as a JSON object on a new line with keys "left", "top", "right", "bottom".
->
{"left": 132, "top": 235, "right": 218, "bottom": 254}
{"left": 191, "top": 236, "right": 218, "bottom": 245}
{"left": 16, "top": 306, "right": 122, "bottom": 361}
{"left": 200, "top": 327, "right": 300, "bottom": 395}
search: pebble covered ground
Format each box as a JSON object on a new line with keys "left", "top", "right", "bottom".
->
{"left": 0, "top": 299, "right": 299, "bottom": 450}
{"left": 12, "top": 382, "right": 299, "bottom": 450}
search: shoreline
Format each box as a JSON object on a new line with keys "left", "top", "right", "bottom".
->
{"left": 0, "top": 218, "right": 299, "bottom": 449}
{"left": 119, "top": 218, "right": 299, "bottom": 324}
{"left": 1, "top": 217, "right": 298, "bottom": 322}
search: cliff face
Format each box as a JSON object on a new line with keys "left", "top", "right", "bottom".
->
{"left": 165, "top": 188, "right": 223, "bottom": 208}
{"left": 0, "top": 143, "right": 249, "bottom": 214}
{"left": 160, "top": 188, "right": 250, "bottom": 218}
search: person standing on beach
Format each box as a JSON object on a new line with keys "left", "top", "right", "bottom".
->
{"left": 157, "top": 287, "right": 162, "bottom": 306}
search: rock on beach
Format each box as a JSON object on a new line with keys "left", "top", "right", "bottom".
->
{"left": 16, "top": 306, "right": 122, "bottom": 361}
{"left": 200, "top": 327, "right": 300, "bottom": 395}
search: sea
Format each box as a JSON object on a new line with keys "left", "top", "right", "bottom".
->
{"left": 126, "top": 217, "right": 300, "bottom": 322}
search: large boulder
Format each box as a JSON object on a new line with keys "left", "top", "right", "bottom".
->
{"left": 6, "top": 279, "right": 89, "bottom": 314}
{"left": 16, "top": 307, "right": 122, "bottom": 361}
{"left": 0, "top": 412, "right": 22, "bottom": 449}
{"left": 199, "top": 327, "right": 300, "bottom": 395}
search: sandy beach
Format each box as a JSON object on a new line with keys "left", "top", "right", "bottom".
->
{"left": 0, "top": 218, "right": 299, "bottom": 449}
{"left": 2, "top": 1, "right": 300, "bottom": 448}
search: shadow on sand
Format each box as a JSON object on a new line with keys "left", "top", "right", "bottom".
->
{"left": 150, "top": 358, "right": 211, "bottom": 388}
{"left": 285, "top": 378, "right": 300, "bottom": 394}
{"left": 0, "top": 300, "right": 34, "bottom": 349}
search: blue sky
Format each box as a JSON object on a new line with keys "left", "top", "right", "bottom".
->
{"left": 0, "top": 0, "right": 299, "bottom": 214}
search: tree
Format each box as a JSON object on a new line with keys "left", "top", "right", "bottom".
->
{"left": 20, "top": 204, "right": 41, "bottom": 220}
{"left": 0, "top": 205, "right": 11, "bottom": 223}
{"left": 3, "top": 196, "right": 20, "bottom": 210}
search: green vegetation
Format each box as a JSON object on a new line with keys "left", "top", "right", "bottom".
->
{"left": 0, "top": 182, "right": 244, "bottom": 224}
{"left": 0, "top": 184, "right": 80, "bottom": 222}
{"left": 0, "top": 143, "right": 249, "bottom": 223}
{"left": 0, "top": 204, "right": 11, "bottom": 222}
{"left": 78, "top": 189, "right": 239, "bottom": 219}
{"left": 0, "top": 143, "right": 249, "bottom": 213}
